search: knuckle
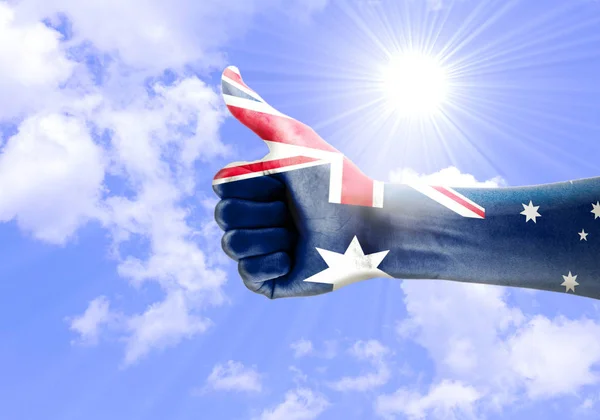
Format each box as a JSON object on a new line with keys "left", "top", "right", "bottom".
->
{"left": 240, "top": 271, "right": 272, "bottom": 298}
{"left": 214, "top": 199, "right": 236, "bottom": 230}
{"left": 220, "top": 235, "right": 232, "bottom": 260}
{"left": 221, "top": 229, "right": 241, "bottom": 260}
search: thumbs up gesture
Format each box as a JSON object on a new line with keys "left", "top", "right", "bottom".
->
{"left": 213, "top": 66, "right": 600, "bottom": 303}
{"left": 213, "top": 66, "right": 386, "bottom": 299}
{"left": 213, "top": 66, "right": 600, "bottom": 302}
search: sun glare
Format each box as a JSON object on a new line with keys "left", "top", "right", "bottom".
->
{"left": 380, "top": 52, "right": 449, "bottom": 117}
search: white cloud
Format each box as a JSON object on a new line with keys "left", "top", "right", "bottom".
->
{"left": 289, "top": 366, "right": 309, "bottom": 384}
{"left": 290, "top": 339, "right": 338, "bottom": 360}
{"left": 0, "top": 2, "right": 75, "bottom": 119}
{"left": 12, "top": 0, "right": 330, "bottom": 71}
{"left": 257, "top": 388, "right": 329, "bottom": 420}
{"left": 391, "top": 167, "right": 600, "bottom": 415}
{"left": 98, "top": 77, "right": 230, "bottom": 363}
{"left": 328, "top": 340, "right": 391, "bottom": 392}
{"left": 12, "top": 0, "right": 235, "bottom": 70}
{"left": 68, "top": 296, "right": 113, "bottom": 345}
{"left": 0, "top": 21, "right": 231, "bottom": 359}
{"left": 577, "top": 392, "right": 600, "bottom": 415}
{"left": 291, "top": 339, "right": 314, "bottom": 358}
{"left": 390, "top": 166, "right": 506, "bottom": 188}
{"left": 124, "top": 291, "right": 212, "bottom": 364}
{"left": 350, "top": 339, "right": 389, "bottom": 360}
{"left": 398, "top": 279, "right": 600, "bottom": 413}
{"left": 508, "top": 315, "right": 600, "bottom": 398}
{"left": 97, "top": 77, "right": 229, "bottom": 185}
{"left": 0, "top": 1, "right": 232, "bottom": 364}
{"left": 35, "top": 74, "right": 230, "bottom": 363}
{"left": 376, "top": 380, "right": 482, "bottom": 420}
{"left": 204, "top": 360, "right": 262, "bottom": 393}
{"left": 0, "top": 113, "right": 105, "bottom": 244}
{"left": 98, "top": 77, "right": 229, "bottom": 291}
{"left": 398, "top": 281, "right": 524, "bottom": 388}
{"left": 582, "top": 398, "right": 595, "bottom": 409}
{"left": 0, "top": 0, "right": 331, "bottom": 364}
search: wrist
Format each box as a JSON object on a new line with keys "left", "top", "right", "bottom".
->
{"left": 365, "top": 182, "right": 480, "bottom": 281}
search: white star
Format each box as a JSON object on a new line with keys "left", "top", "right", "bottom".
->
{"left": 579, "top": 229, "right": 589, "bottom": 241}
{"left": 561, "top": 271, "right": 579, "bottom": 293}
{"left": 303, "top": 236, "right": 392, "bottom": 290}
{"left": 520, "top": 200, "right": 541, "bottom": 223}
{"left": 592, "top": 202, "right": 600, "bottom": 219}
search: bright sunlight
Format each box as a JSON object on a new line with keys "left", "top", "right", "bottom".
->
{"left": 380, "top": 52, "right": 449, "bottom": 117}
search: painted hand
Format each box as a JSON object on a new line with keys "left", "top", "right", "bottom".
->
{"left": 213, "top": 66, "right": 387, "bottom": 299}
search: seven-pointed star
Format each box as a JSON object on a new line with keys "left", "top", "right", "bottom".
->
{"left": 561, "top": 271, "right": 579, "bottom": 293}
{"left": 303, "top": 236, "right": 392, "bottom": 290}
{"left": 521, "top": 200, "right": 541, "bottom": 223}
{"left": 592, "top": 202, "right": 600, "bottom": 219}
{"left": 579, "top": 229, "right": 589, "bottom": 241}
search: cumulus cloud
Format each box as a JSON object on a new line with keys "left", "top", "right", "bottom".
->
{"left": 68, "top": 296, "right": 113, "bottom": 345}
{"left": 399, "top": 281, "right": 524, "bottom": 383}
{"left": 328, "top": 340, "right": 391, "bottom": 392}
{"left": 98, "top": 76, "right": 229, "bottom": 289}
{"left": 390, "top": 166, "right": 506, "bottom": 188}
{"left": 203, "top": 360, "right": 263, "bottom": 393}
{"left": 396, "top": 279, "right": 600, "bottom": 416}
{"left": 53, "top": 74, "right": 230, "bottom": 363}
{"left": 11, "top": 0, "right": 239, "bottom": 70}
{"left": 376, "top": 380, "right": 482, "bottom": 420}
{"left": 508, "top": 315, "right": 600, "bottom": 398}
{"left": 0, "top": 113, "right": 105, "bottom": 243}
{"left": 11, "top": 0, "right": 330, "bottom": 71}
{"left": 0, "top": 2, "right": 75, "bottom": 119}
{"left": 577, "top": 392, "right": 600, "bottom": 415}
{"left": 257, "top": 388, "right": 329, "bottom": 420}
{"left": 290, "top": 339, "right": 338, "bottom": 360}
{"left": 387, "top": 166, "right": 600, "bottom": 417}
{"left": 291, "top": 339, "right": 314, "bottom": 358}
{"left": 0, "top": 0, "right": 333, "bottom": 365}
{"left": 124, "top": 291, "right": 213, "bottom": 364}
{"left": 289, "top": 366, "right": 309, "bottom": 384}
{"left": 397, "top": 282, "right": 523, "bottom": 410}
{"left": 0, "top": 0, "right": 279, "bottom": 363}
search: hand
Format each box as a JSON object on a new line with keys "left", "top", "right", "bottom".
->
{"left": 213, "top": 66, "right": 386, "bottom": 299}
{"left": 212, "top": 66, "right": 600, "bottom": 302}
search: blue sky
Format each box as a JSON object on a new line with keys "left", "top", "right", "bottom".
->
{"left": 2, "top": 0, "right": 600, "bottom": 418}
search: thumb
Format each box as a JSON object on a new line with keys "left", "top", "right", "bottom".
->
{"left": 218, "top": 66, "right": 379, "bottom": 209}
{"left": 221, "top": 66, "right": 338, "bottom": 154}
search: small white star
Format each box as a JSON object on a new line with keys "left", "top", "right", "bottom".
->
{"left": 521, "top": 200, "right": 541, "bottom": 223}
{"left": 592, "top": 202, "right": 600, "bottom": 219}
{"left": 303, "top": 236, "right": 392, "bottom": 290}
{"left": 579, "top": 229, "right": 589, "bottom": 241}
{"left": 561, "top": 271, "right": 579, "bottom": 293}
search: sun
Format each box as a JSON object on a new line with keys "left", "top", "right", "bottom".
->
{"left": 380, "top": 52, "right": 449, "bottom": 117}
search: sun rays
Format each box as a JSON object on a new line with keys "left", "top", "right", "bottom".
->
{"left": 378, "top": 51, "right": 449, "bottom": 117}
{"left": 229, "top": 0, "right": 600, "bottom": 181}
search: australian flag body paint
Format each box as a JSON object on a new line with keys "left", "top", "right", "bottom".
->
{"left": 213, "top": 66, "right": 600, "bottom": 300}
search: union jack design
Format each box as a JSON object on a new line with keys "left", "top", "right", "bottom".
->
{"left": 213, "top": 66, "right": 485, "bottom": 218}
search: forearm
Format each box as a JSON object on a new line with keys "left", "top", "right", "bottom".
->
{"left": 370, "top": 177, "right": 600, "bottom": 299}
